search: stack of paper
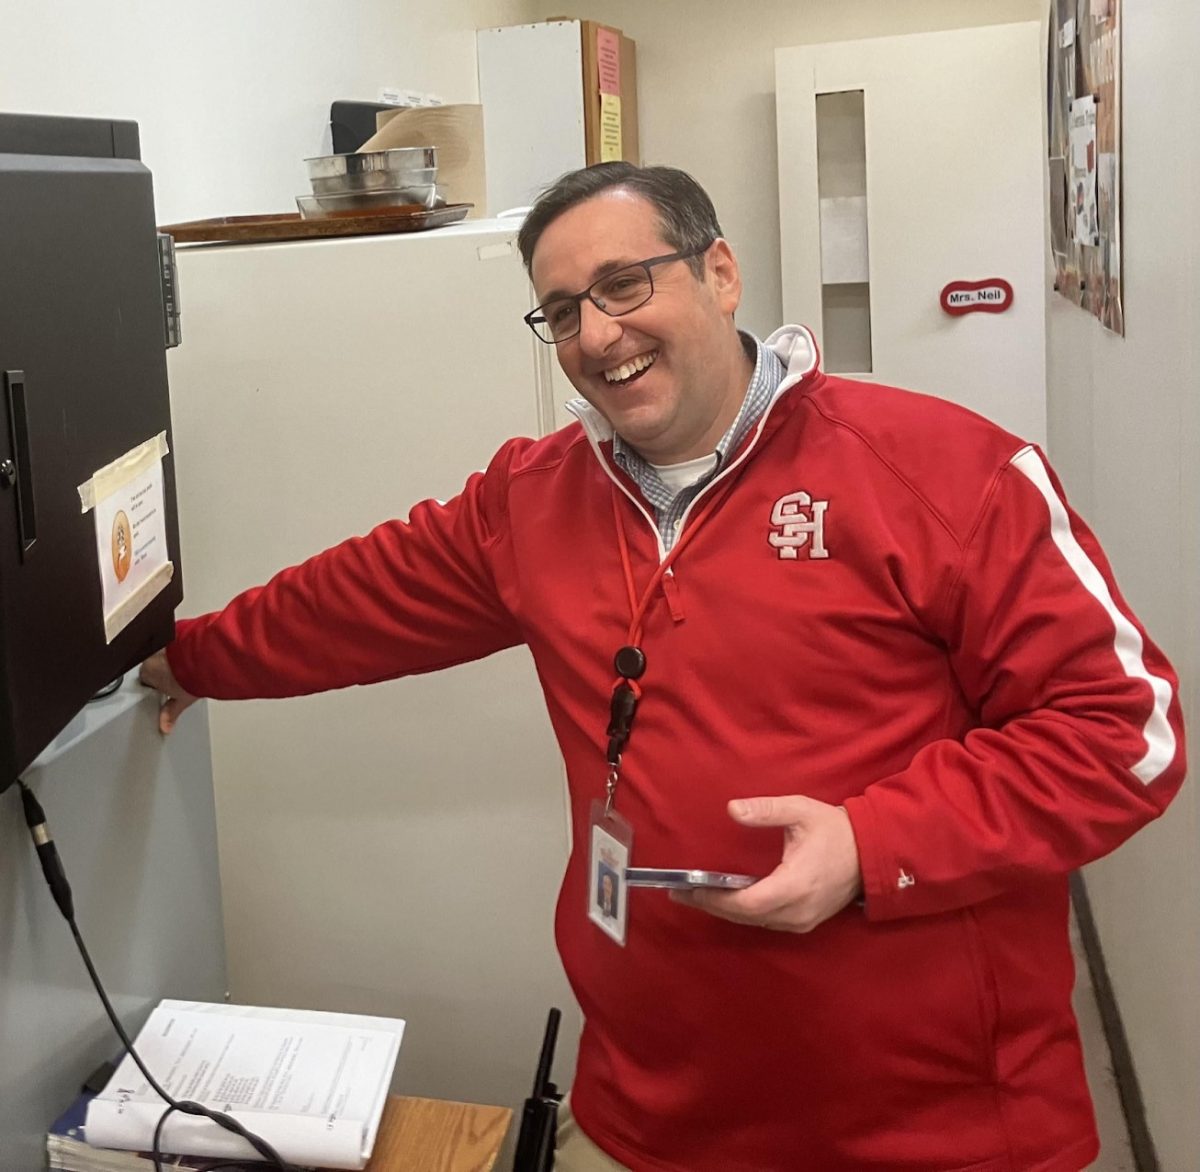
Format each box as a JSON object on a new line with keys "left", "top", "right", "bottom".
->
{"left": 49, "top": 1089, "right": 218, "bottom": 1171}
{"left": 73, "top": 1000, "right": 405, "bottom": 1170}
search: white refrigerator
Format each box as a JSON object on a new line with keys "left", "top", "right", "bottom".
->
{"left": 165, "top": 219, "right": 581, "bottom": 1132}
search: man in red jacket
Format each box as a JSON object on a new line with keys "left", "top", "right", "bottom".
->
{"left": 142, "top": 163, "right": 1186, "bottom": 1172}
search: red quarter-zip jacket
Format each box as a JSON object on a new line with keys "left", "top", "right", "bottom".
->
{"left": 168, "top": 326, "right": 1186, "bottom": 1171}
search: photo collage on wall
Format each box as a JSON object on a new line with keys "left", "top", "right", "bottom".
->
{"left": 1046, "top": 0, "right": 1123, "bottom": 335}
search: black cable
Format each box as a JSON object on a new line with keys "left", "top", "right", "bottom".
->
{"left": 16, "top": 780, "right": 299, "bottom": 1172}
{"left": 68, "top": 915, "right": 291, "bottom": 1169}
{"left": 90, "top": 676, "right": 124, "bottom": 701}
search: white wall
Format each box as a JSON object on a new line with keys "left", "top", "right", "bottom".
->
{"left": 530, "top": 0, "right": 1042, "bottom": 338}
{"left": 1044, "top": 4, "right": 1200, "bottom": 1168}
{"left": 0, "top": 0, "right": 537, "bottom": 224}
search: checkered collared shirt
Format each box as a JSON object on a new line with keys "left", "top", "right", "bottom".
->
{"left": 612, "top": 333, "right": 785, "bottom": 551}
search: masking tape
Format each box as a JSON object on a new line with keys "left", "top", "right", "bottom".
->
{"left": 79, "top": 431, "right": 170, "bottom": 514}
{"left": 477, "top": 241, "right": 515, "bottom": 261}
{"left": 103, "top": 561, "right": 175, "bottom": 644}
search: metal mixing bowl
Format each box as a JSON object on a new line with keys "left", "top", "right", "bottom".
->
{"left": 304, "top": 148, "right": 438, "bottom": 194}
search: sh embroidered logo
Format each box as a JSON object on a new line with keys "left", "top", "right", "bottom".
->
{"left": 768, "top": 491, "right": 830, "bottom": 560}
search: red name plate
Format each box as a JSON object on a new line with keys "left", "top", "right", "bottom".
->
{"left": 940, "top": 278, "right": 1014, "bottom": 316}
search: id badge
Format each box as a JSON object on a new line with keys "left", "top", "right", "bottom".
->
{"left": 588, "top": 800, "right": 633, "bottom": 946}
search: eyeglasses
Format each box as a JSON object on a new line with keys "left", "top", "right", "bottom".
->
{"left": 524, "top": 243, "right": 713, "bottom": 344}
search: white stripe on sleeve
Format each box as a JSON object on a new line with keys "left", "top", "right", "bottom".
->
{"left": 1010, "top": 446, "right": 1176, "bottom": 785}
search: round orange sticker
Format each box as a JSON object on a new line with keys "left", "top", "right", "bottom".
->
{"left": 111, "top": 511, "right": 132, "bottom": 582}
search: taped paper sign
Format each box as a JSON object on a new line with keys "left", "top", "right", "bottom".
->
{"left": 78, "top": 432, "right": 174, "bottom": 643}
{"left": 600, "top": 93, "right": 623, "bottom": 162}
{"left": 597, "top": 28, "right": 621, "bottom": 96}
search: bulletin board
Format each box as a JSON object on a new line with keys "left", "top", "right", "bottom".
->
{"left": 1046, "top": 0, "right": 1122, "bottom": 335}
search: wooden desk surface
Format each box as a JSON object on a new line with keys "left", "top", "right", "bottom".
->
{"left": 359, "top": 1094, "right": 512, "bottom": 1172}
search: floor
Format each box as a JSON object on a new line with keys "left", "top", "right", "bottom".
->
{"left": 1072, "top": 908, "right": 1138, "bottom": 1172}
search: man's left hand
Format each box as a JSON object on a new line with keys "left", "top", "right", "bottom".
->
{"left": 673, "top": 796, "right": 863, "bottom": 933}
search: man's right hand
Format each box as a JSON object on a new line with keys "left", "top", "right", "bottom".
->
{"left": 139, "top": 649, "right": 198, "bottom": 735}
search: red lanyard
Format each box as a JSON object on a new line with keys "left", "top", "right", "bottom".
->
{"left": 603, "top": 476, "right": 737, "bottom": 812}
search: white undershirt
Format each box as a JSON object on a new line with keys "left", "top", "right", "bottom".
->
{"left": 648, "top": 453, "right": 720, "bottom": 493}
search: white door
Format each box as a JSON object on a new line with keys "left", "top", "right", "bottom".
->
{"left": 776, "top": 22, "right": 1046, "bottom": 444}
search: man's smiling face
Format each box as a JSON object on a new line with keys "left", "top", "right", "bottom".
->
{"left": 530, "top": 189, "right": 746, "bottom": 465}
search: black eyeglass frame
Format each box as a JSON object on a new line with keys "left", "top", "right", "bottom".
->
{"left": 523, "top": 242, "right": 714, "bottom": 344}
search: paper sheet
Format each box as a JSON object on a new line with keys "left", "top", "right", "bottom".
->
{"left": 819, "top": 196, "right": 870, "bottom": 285}
{"left": 1069, "top": 95, "right": 1099, "bottom": 246}
{"left": 600, "top": 93, "right": 623, "bottom": 162}
{"left": 597, "top": 27, "right": 621, "bottom": 95}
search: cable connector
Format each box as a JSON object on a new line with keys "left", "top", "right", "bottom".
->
{"left": 17, "top": 780, "right": 75, "bottom": 921}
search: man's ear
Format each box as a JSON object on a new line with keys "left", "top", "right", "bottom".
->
{"left": 706, "top": 238, "right": 743, "bottom": 316}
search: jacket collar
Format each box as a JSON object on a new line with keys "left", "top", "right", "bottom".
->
{"left": 563, "top": 324, "right": 821, "bottom": 450}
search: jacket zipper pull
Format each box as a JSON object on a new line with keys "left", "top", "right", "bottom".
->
{"left": 660, "top": 570, "right": 685, "bottom": 623}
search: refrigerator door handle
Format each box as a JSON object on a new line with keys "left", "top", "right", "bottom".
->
{"left": 3, "top": 370, "right": 37, "bottom": 560}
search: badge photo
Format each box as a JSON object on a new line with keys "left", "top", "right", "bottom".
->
{"left": 588, "top": 801, "right": 632, "bottom": 947}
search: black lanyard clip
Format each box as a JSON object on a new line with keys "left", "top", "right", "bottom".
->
{"left": 606, "top": 682, "right": 639, "bottom": 766}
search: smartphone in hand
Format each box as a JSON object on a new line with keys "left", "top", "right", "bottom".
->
{"left": 624, "top": 868, "right": 758, "bottom": 890}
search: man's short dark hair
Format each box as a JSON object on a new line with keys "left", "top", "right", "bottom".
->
{"left": 517, "top": 163, "right": 723, "bottom": 278}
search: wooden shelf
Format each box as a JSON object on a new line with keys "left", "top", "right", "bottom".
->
{"left": 357, "top": 1095, "right": 512, "bottom": 1172}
